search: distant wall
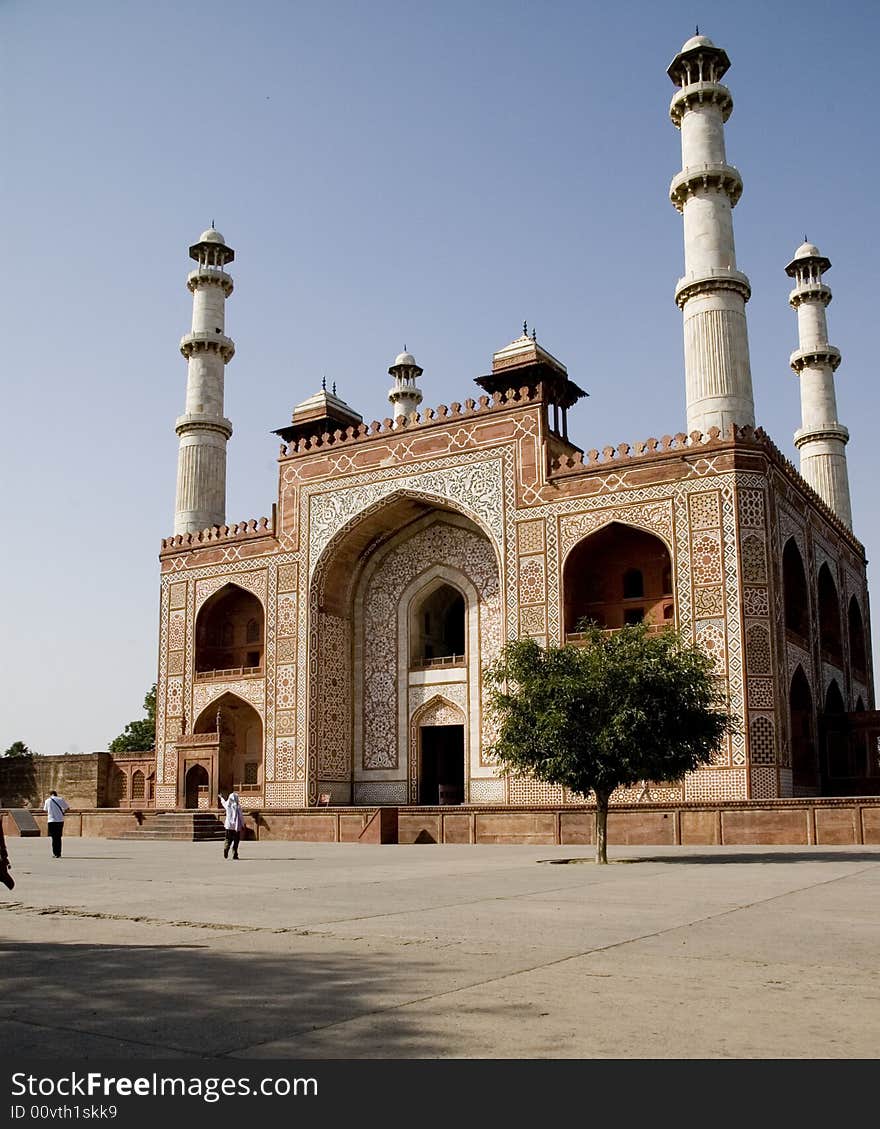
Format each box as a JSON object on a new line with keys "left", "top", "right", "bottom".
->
{"left": 0, "top": 753, "right": 112, "bottom": 809}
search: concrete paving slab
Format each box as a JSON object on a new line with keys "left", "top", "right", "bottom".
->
{"left": 1, "top": 839, "right": 878, "bottom": 1058}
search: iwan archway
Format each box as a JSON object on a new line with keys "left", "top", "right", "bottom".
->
{"left": 308, "top": 491, "right": 502, "bottom": 806}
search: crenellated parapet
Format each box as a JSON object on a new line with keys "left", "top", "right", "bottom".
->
{"left": 160, "top": 513, "right": 275, "bottom": 554}
{"left": 279, "top": 385, "right": 545, "bottom": 459}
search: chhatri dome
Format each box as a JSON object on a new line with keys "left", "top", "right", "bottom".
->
{"left": 198, "top": 227, "right": 226, "bottom": 244}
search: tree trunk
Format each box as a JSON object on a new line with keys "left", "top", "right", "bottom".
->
{"left": 595, "top": 790, "right": 610, "bottom": 864}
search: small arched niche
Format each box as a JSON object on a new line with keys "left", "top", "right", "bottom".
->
{"left": 195, "top": 584, "right": 265, "bottom": 675}
{"left": 563, "top": 522, "right": 673, "bottom": 635}
{"left": 848, "top": 596, "right": 868, "bottom": 680}
{"left": 789, "top": 666, "right": 817, "bottom": 793}
{"left": 817, "top": 564, "right": 843, "bottom": 666}
{"left": 410, "top": 581, "right": 466, "bottom": 667}
{"left": 782, "top": 539, "right": 809, "bottom": 639}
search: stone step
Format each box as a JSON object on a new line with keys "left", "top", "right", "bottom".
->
{"left": 118, "top": 830, "right": 225, "bottom": 841}
{"left": 119, "top": 811, "right": 227, "bottom": 842}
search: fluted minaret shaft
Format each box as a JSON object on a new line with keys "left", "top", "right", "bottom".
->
{"left": 786, "top": 243, "right": 851, "bottom": 527}
{"left": 668, "top": 35, "right": 755, "bottom": 434}
{"left": 174, "top": 229, "right": 235, "bottom": 535}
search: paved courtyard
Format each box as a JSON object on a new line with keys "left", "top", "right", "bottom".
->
{"left": 1, "top": 837, "right": 878, "bottom": 1059}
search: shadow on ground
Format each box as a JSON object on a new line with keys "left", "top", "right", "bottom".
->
{"left": 623, "top": 850, "right": 880, "bottom": 865}
{"left": 0, "top": 939, "right": 467, "bottom": 1059}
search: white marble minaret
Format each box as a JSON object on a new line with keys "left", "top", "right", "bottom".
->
{"left": 668, "top": 34, "right": 755, "bottom": 434}
{"left": 786, "top": 241, "right": 852, "bottom": 528}
{"left": 174, "top": 228, "right": 235, "bottom": 535}
{"left": 387, "top": 349, "right": 423, "bottom": 422}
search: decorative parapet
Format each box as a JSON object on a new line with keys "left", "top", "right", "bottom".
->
{"left": 550, "top": 425, "right": 731, "bottom": 473}
{"left": 278, "top": 384, "right": 543, "bottom": 460}
{"left": 550, "top": 422, "right": 865, "bottom": 550}
{"left": 160, "top": 513, "right": 275, "bottom": 553}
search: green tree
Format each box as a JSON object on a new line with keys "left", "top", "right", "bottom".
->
{"left": 109, "top": 684, "right": 157, "bottom": 753}
{"left": 484, "top": 624, "right": 735, "bottom": 863}
{"left": 3, "top": 740, "right": 31, "bottom": 757}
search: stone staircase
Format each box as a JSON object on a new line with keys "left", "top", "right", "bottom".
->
{"left": 119, "top": 811, "right": 226, "bottom": 842}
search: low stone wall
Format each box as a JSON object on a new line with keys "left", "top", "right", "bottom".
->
{"left": 4, "top": 799, "right": 880, "bottom": 846}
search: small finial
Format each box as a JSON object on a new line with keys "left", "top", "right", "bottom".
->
{"left": 332, "top": 381, "right": 337, "bottom": 395}
{"left": 804, "top": 234, "right": 808, "bottom": 243}
{"left": 211, "top": 218, "right": 215, "bottom": 228}
{"left": 531, "top": 327, "right": 537, "bottom": 342}
{"left": 322, "top": 375, "right": 326, "bottom": 391}
{"left": 403, "top": 344, "right": 407, "bottom": 352}
{"left": 523, "top": 320, "right": 528, "bottom": 337}
{"left": 695, "top": 24, "right": 699, "bottom": 35}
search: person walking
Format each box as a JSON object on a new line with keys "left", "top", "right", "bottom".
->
{"left": 0, "top": 816, "right": 14, "bottom": 890}
{"left": 43, "top": 790, "right": 69, "bottom": 858}
{"left": 219, "top": 791, "right": 244, "bottom": 860}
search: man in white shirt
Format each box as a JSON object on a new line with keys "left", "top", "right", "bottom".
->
{"left": 43, "top": 791, "right": 69, "bottom": 859}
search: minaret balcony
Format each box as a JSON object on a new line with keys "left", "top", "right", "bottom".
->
{"left": 669, "top": 162, "right": 742, "bottom": 211}
{"left": 789, "top": 344, "right": 841, "bottom": 373}
{"left": 788, "top": 283, "right": 831, "bottom": 309}
{"left": 175, "top": 412, "right": 233, "bottom": 440}
{"left": 674, "top": 268, "right": 751, "bottom": 308}
{"left": 794, "top": 423, "right": 849, "bottom": 450}
{"left": 187, "top": 267, "right": 234, "bottom": 296}
{"left": 180, "top": 331, "right": 236, "bottom": 362}
{"left": 669, "top": 81, "right": 733, "bottom": 126}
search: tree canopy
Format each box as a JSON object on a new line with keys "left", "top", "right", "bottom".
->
{"left": 484, "top": 624, "right": 735, "bottom": 862}
{"left": 108, "top": 684, "right": 157, "bottom": 753}
{"left": 3, "top": 740, "right": 31, "bottom": 757}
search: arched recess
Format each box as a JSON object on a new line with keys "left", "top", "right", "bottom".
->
{"left": 308, "top": 491, "right": 501, "bottom": 805}
{"left": 789, "top": 666, "right": 817, "bottom": 793}
{"left": 817, "top": 564, "right": 843, "bottom": 666}
{"left": 184, "top": 764, "right": 209, "bottom": 809}
{"left": 131, "top": 769, "right": 146, "bottom": 802}
{"left": 562, "top": 522, "right": 674, "bottom": 635}
{"left": 410, "top": 580, "right": 466, "bottom": 666}
{"left": 411, "top": 696, "right": 467, "bottom": 806}
{"left": 823, "top": 679, "right": 851, "bottom": 781}
{"left": 195, "top": 584, "right": 265, "bottom": 674}
{"left": 194, "top": 692, "right": 262, "bottom": 795}
{"left": 848, "top": 596, "right": 868, "bottom": 681}
{"left": 782, "top": 539, "right": 809, "bottom": 639}
{"left": 855, "top": 697, "right": 865, "bottom": 713}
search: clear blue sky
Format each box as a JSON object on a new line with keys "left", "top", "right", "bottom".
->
{"left": 2, "top": 0, "right": 878, "bottom": 753}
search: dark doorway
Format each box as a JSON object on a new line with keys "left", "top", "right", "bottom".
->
{"left": 419, "top": 725, "right": 465, "bottom": 805}
{"left": 184, "top": 764, "right": 209, "bottom": 809}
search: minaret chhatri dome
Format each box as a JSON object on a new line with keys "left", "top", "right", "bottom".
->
{"left": 387, "top": 347, "right": 423, "bottom": 422}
